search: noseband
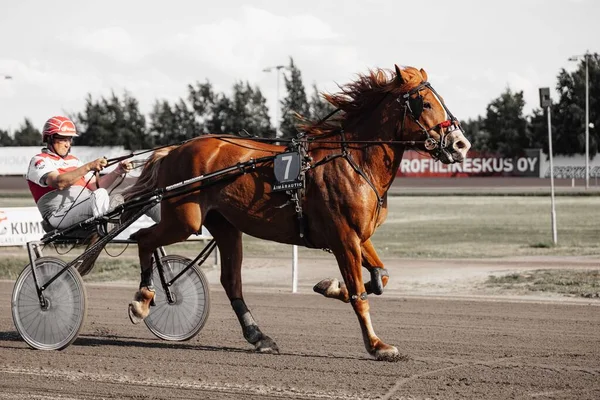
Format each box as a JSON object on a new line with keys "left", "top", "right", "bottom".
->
{"left": 397, "top": 82, "right": 464, "bottom": 160}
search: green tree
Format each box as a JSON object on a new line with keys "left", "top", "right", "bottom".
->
{"left": 76, "top": 92, "right": 151, "bottom": 150}
{"left": 187, "top": 80, "right": 233, "bottom": 134}
{"left": 207, "top": 95, "right": 233, "bottom": 134}
{"left": 76, "top": 94, "right": 118, "bottom": 146}
{"left": 482, "top": 88, "right": 529, "bottom": 157}
{"left": 527, "top": 53, "right": 599, "bottom": 158}
{"left": 247, "top": 85, "right": 276, "bottom": 138}
{"left": 187, "top": 80, "right": 275, "bottom": 137}
{"left": 461, "top": 116, "right": 490, "bottom": 153}
{"left": 0, "top": 128, "right": 14, "bottom": 146}
{"left": 227, "top": 81, "right": 275, "bottom": 137}
{"left": 280, "top": 57, "right": 310, "bottom": 139}
{"left": 121, "top": 93, "right": 152, "bottom": 150}
{"left": 527, "top": 108, "right": 551, "bottom": 155}
{"left": 13, "top": 118, "right": 42, "bottom": 146}
{"left": 149, "top": 100, "right": 176, "bottom": 145}
{"left": 552, "top": 53, "right": 598, "bottom": 157}
{"left": 149, "top": 98, "right": 200, "bottom": 145}
{"left": 188, "top": 80, "right": 217, "bottom": 133}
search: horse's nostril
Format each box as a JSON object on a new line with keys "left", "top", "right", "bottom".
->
{"left": 455, "top": 141, "right": 466, "bottom": 149}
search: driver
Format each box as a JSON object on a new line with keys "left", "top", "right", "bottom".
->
{"left": 26, "top": 115, "right": 131, "bottom": 230}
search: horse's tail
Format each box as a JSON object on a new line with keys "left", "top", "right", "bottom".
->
{"left": 120, "top": 145, "right": 178, "bottom": 224}
{"left": 123, "top": 145, "right": 178, "bottom": 202}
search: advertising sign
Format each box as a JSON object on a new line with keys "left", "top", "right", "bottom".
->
{"left": 397, "top": 149, "right": 541, "bottom": 177}
{"left": 0, "top": 207, "right": 211, "bottom": 247}
{"left": 0, "top": 208, "right": 46, "bottom": 246}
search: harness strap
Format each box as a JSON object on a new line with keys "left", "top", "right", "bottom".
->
{"left": 343, "top": 153, "right": 384, "bottom": 208}
{"left": 307, "top": 130, "right": 384, "bottom": 224}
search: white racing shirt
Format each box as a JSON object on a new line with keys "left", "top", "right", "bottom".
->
{"left": 26, "top": 149, "right": 95, "bottom": 219}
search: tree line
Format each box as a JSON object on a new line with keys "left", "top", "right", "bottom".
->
{"left": 461, "top": 53, "right": 599, "bottom": 158}
{"left": 1, "top": 55, "right": 598, "bottom": 158}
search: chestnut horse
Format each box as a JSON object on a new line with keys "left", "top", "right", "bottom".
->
{"left": 123, "top": 65, "right": 470, "bottom": 361}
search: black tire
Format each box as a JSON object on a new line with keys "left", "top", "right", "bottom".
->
{"left": 144, "top": 255, "right": 211, "bottom": 341}
{"left": 11, "top": 257, "right": 87, "bottom": 350}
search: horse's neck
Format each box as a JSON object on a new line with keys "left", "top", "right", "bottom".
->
{"left": 360, "top": 142, "right": 404, "bottom": 194}
{"left": 348, "top": 102, "right": 405, "bottom": 194}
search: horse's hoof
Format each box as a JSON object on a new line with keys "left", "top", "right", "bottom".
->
{"left": 313, "top": 278, "right": 340, "bottom": 297}
{"left": 254, "top": 336, "right": 279, "bottom": 354}
{"left": 375, "top": 346, "right": 408, "bottom": 362}
{"left": 128, "top": 303, "right": 144, "bottom": 325}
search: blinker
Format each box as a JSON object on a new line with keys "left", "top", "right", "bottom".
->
{"left": 408, "top": 95, "right": 424, "bottom": 120}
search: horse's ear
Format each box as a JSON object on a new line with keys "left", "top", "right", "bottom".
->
{"left": 420, "top": 68, "right": 428, "bottom": 82}
{"left": 394, "top": 64, "right": 405, "bottom": 85}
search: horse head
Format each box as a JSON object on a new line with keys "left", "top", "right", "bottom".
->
{"left": 394, "top": 65, "right": 471, "bottom": 164}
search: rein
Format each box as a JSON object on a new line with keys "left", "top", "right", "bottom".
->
{"left": 104, "top": 139, "right": 196, "bottom": 167}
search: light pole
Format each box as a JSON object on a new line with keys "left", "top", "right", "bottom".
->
{"left": 568, "top": 52, "right": 591, "bottom": 189}
{"left": 263, "top": 64, "right": 298, "bottom": 293}
{"left": 262, "top": 65, "right": 289, "bottom": 138}
{"left": 540, "top": 88, "right": 557, "bottom": 244}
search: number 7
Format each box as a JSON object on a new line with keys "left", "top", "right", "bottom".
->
{"left": 281, "top": 155, "right": 293, "bottom": 180}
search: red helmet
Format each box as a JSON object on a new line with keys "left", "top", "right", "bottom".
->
{"left": 42, "top": 116, "right": 79, "bottom": 142}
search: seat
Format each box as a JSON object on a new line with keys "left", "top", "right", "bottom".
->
{"left": 41, "top": 218, "right": 98, "bottom": 243}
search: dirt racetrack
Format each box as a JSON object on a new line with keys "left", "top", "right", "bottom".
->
{"left": 1, "top": 176, "right": 599, "bottom": 399}
{"left": 1, "top": 255, "right": 599, "bottom": 400}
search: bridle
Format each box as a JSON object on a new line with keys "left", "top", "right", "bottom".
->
{"left": 396, "top": 81, "right": 464, "bottom": 161}
{"left": 276, "top": 81, "right": 465, "bottom": 162}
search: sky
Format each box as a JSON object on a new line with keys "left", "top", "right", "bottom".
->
{"left": 0, "top": 0, "right": 598, "bottom": 134}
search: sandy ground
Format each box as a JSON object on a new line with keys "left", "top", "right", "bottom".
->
{"left": 1, "top": 255, "right": 599, "bottom": 400}
{"left": 2, "top": 176, "right": 599, "bottom": 398}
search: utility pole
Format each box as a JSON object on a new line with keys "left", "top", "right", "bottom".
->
{"left": 568, "top": 52, "right": 591, "bottom": 189}
{"left": 263, "top": 65, "right": 289, "bottom": 138}
{"left": 264, "top": 64, "right": 299, "bottom": 292}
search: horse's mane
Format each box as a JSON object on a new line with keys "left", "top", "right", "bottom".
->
{"left": 301, "top": 67, "right": 425, "bottom": 136}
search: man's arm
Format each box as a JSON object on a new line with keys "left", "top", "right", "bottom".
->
{"left": 96, "top": 160, "right": 133, "bottom": 189}
{"left": 46, "top": 158, "right": 107, "bottom": 190}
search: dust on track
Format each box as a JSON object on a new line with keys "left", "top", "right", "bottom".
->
{"left": 1, "top": 269, "right": 599, "bottom": 400}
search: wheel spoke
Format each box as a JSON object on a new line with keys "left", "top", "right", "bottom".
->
{"left": 144, "top": 256, "right": 210, "bottom": 341}
{"left": 12, "top": 258, "right": 86, "bottom": 350}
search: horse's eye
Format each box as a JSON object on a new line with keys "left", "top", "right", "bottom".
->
{"left": 423, "top": 102, "right": 432, "bottom": 109}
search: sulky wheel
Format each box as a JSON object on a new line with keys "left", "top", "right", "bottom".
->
{"left": 144, "top": 255, "right": 211, "bottom": 341}
{"left": 11, "top": 257, "right": 87, "bottom": 351}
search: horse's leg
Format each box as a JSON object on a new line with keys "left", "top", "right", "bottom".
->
{"left": 314, "top": 239, "right": 389, "bottom": 300}
{"left": 204, "top": 212, "right": 279, "bottom": 354}
{"left": 361, "top": 239, "right": 389, "bottom": 295}
{"left": 128, "top": 219, "right": 197, "bottom": 324}
{"left": 332, "top": 240, "right": 400, "bottom": 361}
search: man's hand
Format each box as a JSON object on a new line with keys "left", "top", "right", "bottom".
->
{"left": 87, "top": 158, "right": 108, "bottom": 172}
{"left": 115, "top": 160, "right": 133, "bottom": 176}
